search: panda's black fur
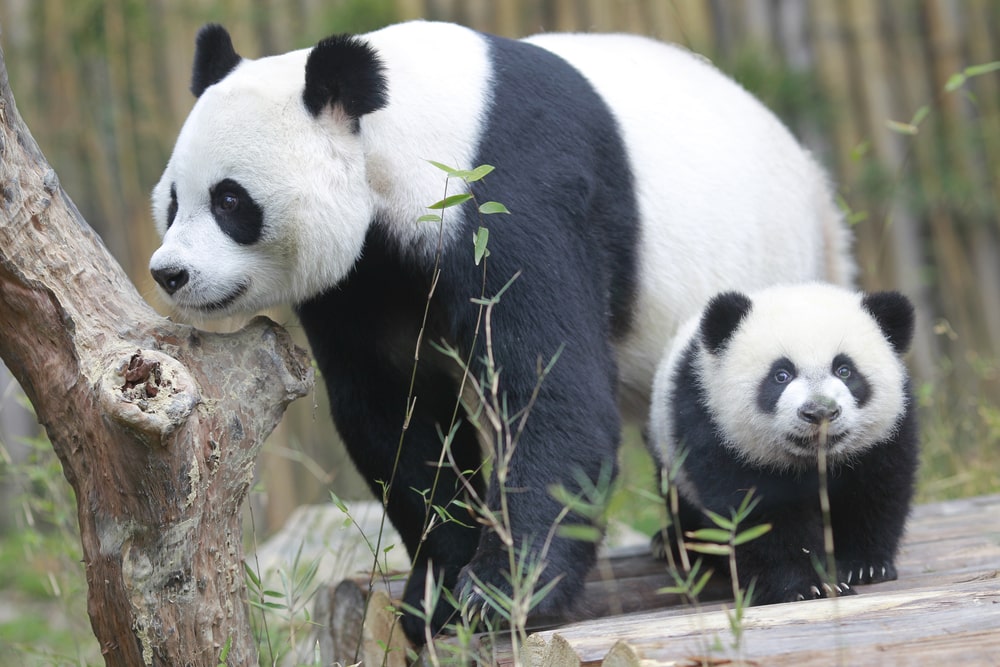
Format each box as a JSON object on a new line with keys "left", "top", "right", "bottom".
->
{"left": 150, "top": 21, "right": 856, "bottom": 642}
{"left": 648, "top": 284, "right": 919, "bottom": 604}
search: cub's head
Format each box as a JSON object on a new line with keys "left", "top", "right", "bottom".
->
{"left": 149, "top": 24, "right": 388, "bottom": 316}
{"left": 695, "top": 283, "right": 914, "bottom": 471}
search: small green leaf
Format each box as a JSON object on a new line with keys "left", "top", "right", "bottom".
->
{"left": 944, "top": 72, "right": 966, "bottom": 92}
{"left": 465, "top": 164, "right": 495, "bottom": 182}
{"left": 686, "top": 542, "right": 731, "bottom": 556}
{"left": 910, "top": 105, "right": 930, "bottom": 127}
{"left": 427, "top": 159, "right": 461, "bottom": 175}
{"left": 417, "top": 213, "right": 442, "bottom": 223}
{"left": 479, "top": 201, "right": 510, "bottom": 215}
{"left": 687, "top": 528, "right": 731, "bottom": 543}
{"left": 964, "top": 61, "right": 1000, "bottom": 78}
{"left": 703, "top": 509, "right": 734, "bottom": 531}
{"left": 428, "top": 193, "right": 473, "bottom": 210}
{"left": 733, "top": 523, "right": 773, "bottom": 545}
{"left": 243, "top": 562, "right": 261, "bottom": 588}
{"left": 474, "top": 226, "right": 490, "bottom": 265}
{"left": 690, "top": 568, "right": 715, "bottom": 597}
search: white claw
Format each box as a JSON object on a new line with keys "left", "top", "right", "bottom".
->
{"left": 796, "top": 594, "right": 805, "bottom": 601}
{"left": 822, "top": 583, "right": 833, "bottom": 594}
{"left": 881, "top": 566, "right": 887, "bottom": 577}
{"left": 869, "top": 566, "right": 875, "bottom": 580}
{"left": 846, "top": 570, "right": 853, "bottom": 584}
{"left": 810, "top": 585, "right": 822, "bottom": 597}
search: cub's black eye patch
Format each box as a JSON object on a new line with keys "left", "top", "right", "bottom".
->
{"left": 757, "top": 357, "right": 796, "bottom": 414}
{"left": 167, "top": 184, "right": 178, "bottom": 228}
{"left": 210, "top": 178, "right": 263, "bottom": 245}
{"left": 833, "top": 353, "right": 871, "bottom": 406}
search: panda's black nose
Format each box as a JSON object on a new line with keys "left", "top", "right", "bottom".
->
{"left": 798, "top": 399, "right": 841, "bottom": 424}
{"left": 151, "top": 266, "right": 189, "bottom": 295}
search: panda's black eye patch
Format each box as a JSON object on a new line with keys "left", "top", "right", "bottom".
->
{"left": 757, "top": 357, "right": 795, "bottom": 414}
{"left": 833, "top": 353, "right": 871, "bottom": 406}
{"left": 210, "top": 178, "right": 263, "bottom": 245}
{"left": 167, "top": 184, "right": 178, "bottom": 229}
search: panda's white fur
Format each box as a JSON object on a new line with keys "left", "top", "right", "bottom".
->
{"left": 149, "top": 21, "right": 856, "bottom": 640}
{"left": 651, "top": 282, "right": 908, "bottom": 477}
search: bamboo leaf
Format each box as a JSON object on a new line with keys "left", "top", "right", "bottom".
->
{"left": 417, "top": 214, "right": 442, "bottom": 223}
{"left": 944, "top": 72, "right": 966, "bottom": 92}
{"left": 465, "top": 164, "right": 495, "bottom": 182}
{"left": 964, "top": 61, "right": 1000, "bottom": 78}
{"left": 703, "top": 509, "right": 734, "bottom": 531}
{"left": 733, "top": 523, "right": 772, "bottom": 545}
{"left": 686, "top": 542, "right": 731, "bottom": 556}
{"left": 690, "top": 568, "right": 715, "bottom": 597}
{"left": 427, "top": 194, "right": 472, "bottom": 210}
{"left": 427, "top": 160, "right": 461, "bottom": 175}
{"left": 479, "top": 201, "right": 510, "bottom": 215}
{"left": 473, "top": 226, "right": 490, "bottom": 265}
{"left": 687, "top": 527, "right": 731, "bottom": 543}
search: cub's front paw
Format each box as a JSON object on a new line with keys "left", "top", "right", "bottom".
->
{"left": 782, "top": 580, "right": 856, "bottom": 602}
{"left": 837, "top": 559, "right": 897, "bottom": 586}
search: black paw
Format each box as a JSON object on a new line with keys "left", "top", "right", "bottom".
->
{"left": 783, "top": 580, "right": 856, "bottom": 602}
{"left": 399, "top": 562, "right": 461, "bottom": 645}
{"left": 837, "top": 559, "right": 897, "bottom": 586}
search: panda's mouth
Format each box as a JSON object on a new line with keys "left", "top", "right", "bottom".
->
{"left": 185, "top": 282, "right": 250, "bottom": 313}
{"left": 787, "top": 430, "right": 848, "bottom": 452}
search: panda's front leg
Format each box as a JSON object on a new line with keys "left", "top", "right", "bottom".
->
{"left": 730, "top": 497, "right": 855, "bottom": 604}
{"left": 452, "top": 327, "right": 622, "bottom": 631}
{"left": 830, "top": 417, "right": 919, "bottom": 587}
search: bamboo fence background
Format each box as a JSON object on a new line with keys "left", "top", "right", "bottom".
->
{"left": 0, "top": 0, "right": 997, "bottom": 527}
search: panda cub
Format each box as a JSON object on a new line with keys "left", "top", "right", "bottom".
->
{"left": 648, "top": 282, "right": 918, "bottom": 603}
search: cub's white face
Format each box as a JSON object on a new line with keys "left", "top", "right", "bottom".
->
{"left": 697, "top": 283, "right": 909, "bottom": 471}
{"left": 149, "top": 50, "right": 374, "bottom": 317}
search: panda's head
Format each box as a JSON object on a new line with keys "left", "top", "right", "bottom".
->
{"left": 149, "top": 25, "right": 388, "bottom": 316}
{"left": 695, "top": 283, "right": 914, "bottom": 471}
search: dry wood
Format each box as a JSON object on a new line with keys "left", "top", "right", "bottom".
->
{"left": 319, "top": 495, "right": 1000, "bottom": 666}
{"left": 0, "top": 44, "right": 313, "bottom": 666}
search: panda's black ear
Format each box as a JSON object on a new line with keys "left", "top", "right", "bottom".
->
{"left": 303, "top": 34, "right": 388, "bottom": 121}
{"left": 191, "top": 24, "right": 242, "bottom": 97}
{"left": 862, "top": 291, "right": 915, "bottom": 354}
{"left": 700, "top": 292, "right": 753, "bottom": 356}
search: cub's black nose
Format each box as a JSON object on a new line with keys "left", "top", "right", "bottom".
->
{"left": 798, "top": 399, "right": 841, "bottom": 424}
{"left": 151, "top": 267, "right": 189, "bottom": 295}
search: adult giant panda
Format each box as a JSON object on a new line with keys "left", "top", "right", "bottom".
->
{"left": 148, "top": 21, "right": 854, "bottom": 641}
{"left": 648, "top": 283, "right": 918, "bottom": 603}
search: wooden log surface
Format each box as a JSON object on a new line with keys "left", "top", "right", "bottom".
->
{"left": 317, "top": 494, "right": 1000, "bottom": 666}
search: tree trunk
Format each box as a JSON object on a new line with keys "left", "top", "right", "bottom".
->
{"left": 0, "top": 45, "right": 313, "bottom": 667}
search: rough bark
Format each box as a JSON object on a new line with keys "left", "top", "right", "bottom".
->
{"left": 0, "top": 45, "right": 313, "bottom": 666}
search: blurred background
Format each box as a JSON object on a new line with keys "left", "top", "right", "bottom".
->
{"left": 0, "top": 0, "right": 997, "bottom": 661}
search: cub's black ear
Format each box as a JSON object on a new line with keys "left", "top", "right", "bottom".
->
{"left": 700, "top": 291, "right": 753, "bottom": 355}
{"left": 303, "top": 34, "right": 388, "bottom": 121}
{"left": 862, "top": 291, "right": 915, "bottom": 354}
{"left": 191, "top": 24, "right": 242, "bottom": 97}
